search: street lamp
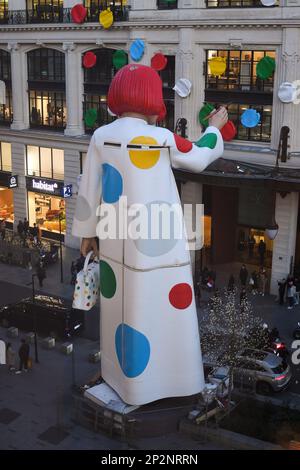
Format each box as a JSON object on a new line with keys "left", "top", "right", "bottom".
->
{"left": 59, "top": 211, "right": 63, "bottom": 283}
{"left": 27, "top": 273, "right": 39, "bottom": 363}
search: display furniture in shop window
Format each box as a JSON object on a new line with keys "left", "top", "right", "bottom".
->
{"left": 205, "top": 49, "right": 275, "bottom": 142}
{"left": 28, "top": 48, "right": 66, "bottom": 130}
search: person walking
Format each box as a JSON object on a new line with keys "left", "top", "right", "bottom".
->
{"left": 259, "top": 266, "right": 267, "bottom": 296}
{"left": 251, "top": 270, "right": 259, "bottom": 295}
{"left": 31, "top": 223, "right": 39, "bottom": 245}
{"left": 258, "top": 239, "right": 266, "bottom": 266}
{"left": 294, "top": 277, "right": 300, "bottom": 306}
{"left": 287, "top": 280, "right": 296, "bottom": 310}
{"left": 278, "top": 278, "right": 287, "bottom": 306}
{"left": 239, "top": 264, "right": 248, "bottom": 287}
{"left": 15, "top": 339, "right": 29, "bottom": 374}
{"left": 36, "top": 261, "right": 46, "bottom": 287}
{"left": 6, "top": 342, "right": 16, "bottom": 371}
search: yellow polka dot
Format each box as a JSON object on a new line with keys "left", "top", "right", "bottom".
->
{"left": 129, "top": 136, "right": 160, "bottom": 169}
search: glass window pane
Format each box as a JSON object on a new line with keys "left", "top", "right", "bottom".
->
{"left": 40, "top": 147, "right": 52, "bottom": 178}
{"left": 52, "top": 148, "right": 64, "bottom": 180}
{"left": 27, "top": 145, "right": 40, "bottom": 176}
{"left": 1, "top": 142, "right": 11, "bottom": 171}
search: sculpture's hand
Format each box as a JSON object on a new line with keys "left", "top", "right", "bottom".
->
{"left": 81, "top": 237, "right": 99, "bottom": 258}
{"left": 209, "top": 106, "right": 228, "bottom": 130}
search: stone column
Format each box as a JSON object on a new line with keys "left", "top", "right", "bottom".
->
{"left": 64, "top": 42, "right": 84, "bottom": 137}
{"left": 271, "top": 28, "right": 300, "bottom": 152}
{"left": 270, "top": 192, "right": 299, "bottom": 295}
{"left": 8, "top": 43, "right": 29, "bottom": 130}
{"left": 64, "top": 147, "right": 81, "bottom": 249}
{"left": 176, "top": 28, "right": 203, "bottom": 141}
{"left": 180, "top": 181, "right": 203, "bottom": 279}
{"left": 11, "top": 141, "right": 27, "bottom": 231}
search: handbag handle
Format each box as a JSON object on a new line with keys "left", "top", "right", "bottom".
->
{"left": 83, "top": 251, "right": 94, "bottom": 273}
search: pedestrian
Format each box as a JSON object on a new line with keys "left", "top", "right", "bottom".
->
{"left": 227, "top": 274, "right": 235, "bottom": 292}
{"left": 239, "top": 264, "right": 248, "bottom": 287}
{"left": 36, "top": 261, "right": 46, "bottom": 287}
{"left": 287, "top": 280, "right": 296, "bottom": 310}
{"left": 258, "top": 239, "right": 266, "bottom": 266}
{"left": 6, "top": 342, "right": 16, "bottom": 371}
{"left": 23, "top": 218, "right": 29, "bottom": 237}
{"left": 251, "top": 270, "right": 259, "bottom": 295}
{"left": 17, "top": 219, "right": 24, "bottom": 237}
{"left": 278, "top": 278, "right": 286, "bottom": 305}
{"left": 294, "top": 277, "right": 300, "bottom": 306}
{"left": 15, "top": 339, "right": 29, "bottom": 374}
{"left": 240, "top": 288, "right": 247, "bottom": 305}
{"left": 259, "top": 266, "right": 267, "bottom": 296}
{"left": 70, "top": 261, "right": 77, "bottom": 286}
{"left": 31, "top": 223, "right": 39, "bottom": 245}
{"left": 248, "top": 235, "right": 255, "bottom": 259}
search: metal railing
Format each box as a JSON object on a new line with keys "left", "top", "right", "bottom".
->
{"left": 0, "top": 5, "right": 129, "bottom": 25}
{"left": 206, "top": 0, "right": 278, "bottom": 7}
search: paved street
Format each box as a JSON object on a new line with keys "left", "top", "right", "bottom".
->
{"left": 1, "top": 249, "right": 300, "bottom": 449}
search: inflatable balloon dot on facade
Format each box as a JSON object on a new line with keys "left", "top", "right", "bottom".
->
{"left": 173, "top": 78, "right": 192, "bottom": 98}
{"left": 151, "top": 53, "right": 168, "bottom": 71}
{"left": 256, "top": 56, "right": 275, "bottom": 80}
{"left": 99, "top": 8, "right": 114, "bottom": 29}
{"left": 241, "top": 108, "right": 261, "bottom": 128}
{"left": 130, "top": 39, "right": 145, "bottom": 62}
{"left": 209, "top": 56, "right": 227, "bottom": 77}
{"left": 84, "top": 108, "right": 98, "bottom": 128}
{"left": 71, "top": 4, "right": 87, "bottom": 24}
{"left": 112, "top": 50, "right": 128, "bottom": 70}
{"left": 83, "top": 51, "right": 97, "bottom": 69}
{"left": 278, "top": 82, "right": 297, "bottom": 103}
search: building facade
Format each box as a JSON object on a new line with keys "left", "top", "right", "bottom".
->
{"left": 0, "top": 0, "right": 299, "bottom": 294}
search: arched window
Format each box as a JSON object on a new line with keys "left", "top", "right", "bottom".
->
{"left": 0, "top": 49, "right": 12, "bottom": 126}
{"left": 83, "top": 48, "right": 125, "bottom": 132}
{"left": 26, "top": 0, "right": 64, "bottom": 24}
{"left": 27, "top": 48, "right": 66, "bottom": 129}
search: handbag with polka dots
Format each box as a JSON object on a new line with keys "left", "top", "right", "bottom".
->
{"left": 72, "top": 251, "right": 99, "bottom": 311}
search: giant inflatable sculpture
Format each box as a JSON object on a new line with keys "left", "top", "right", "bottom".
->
{"left": 72, "top": 64, "right": 227, "bottom": 406}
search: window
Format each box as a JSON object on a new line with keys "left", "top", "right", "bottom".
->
{"left": 84, "top": 1, "right": 129, "bottom": 22}
{"left": 0, "top": 141, "right": 11, "bottom": 172}
{"left": 206, "top": 0, "right": 278, "bottom": 7}
{"left": 26, "top": 0, "right": 64, "bottom": 24}
{"left": 28, "top": 192, "right": 66, "bottom": 234}
{"left": 0, "top": 1, "right": 8, "bottom": 24}
{"left": 0, "top": 49, "right": 12, "bottom": 126}
{"left": 205, "top": 49, "right": 275, "bottom": 142}
{"left": 83, "top": 48, "right": 120, "bottom": 132}
{"left": 159, "top": 55, "right": 175, "bottom": 132}
{"left": 26, "top": 146, "right": 64, "bottom": 180}
{"left": 28, "top": 48, "right": 66, "bottom": 129}
{"left": 157, "top": 0, "right": 178, "bottom": 9}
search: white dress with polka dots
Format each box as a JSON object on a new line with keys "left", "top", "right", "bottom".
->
{"left": 72, "top": 117, "right": 224, "bottom": 405}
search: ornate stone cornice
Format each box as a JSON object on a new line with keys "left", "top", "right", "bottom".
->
{"left": 63, "top": 41, "right": 76, "bottom": 52}
{"left": 282, "top": 51, "right": 300, "bottom": 64}
{"left": 7, "top": 41, "right": 19, "bottom": 51}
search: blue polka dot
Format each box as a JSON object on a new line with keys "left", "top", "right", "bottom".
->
{"left": 102, "top": 163, "right": 123, "bottom": 204}
{"left": 115, "top": 324, "right": 150, "bottom": 378}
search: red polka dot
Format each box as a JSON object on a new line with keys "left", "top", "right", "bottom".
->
{"left": 169, "top": 283, "right": 193, "bottom": 310}
{"left": 173, "top": 134, "right": 193, "bottom": 153}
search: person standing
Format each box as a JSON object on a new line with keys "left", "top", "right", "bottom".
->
{"left": 31, "top": 223, "right": 39, "bottom": 245}
{"left": 258, "top": 239, "right": 266, "bottom": 266}
{"left": 287, "top": 280, "right": 296, "bottom": 310}
{"left": 227, "top": 274, "right": 235, "bottom": 293}
{"left": 251, "top": 270, "right": 259, "bottom": 295}
{"left": 36, "top": 261, "right": 46, "bottom": 287}
{"left": 17, "top": 220, "right": 24, "bottom": 237}
{"left": 23, "top": 218, "right": 29, "bottom": 236}
{"left": 278, "top": 278, "right": 286, "bottom": 306}
{"left": 15, "top": 339, "right": 30, "bottom": 374}
{"left": 259, "top": 266, "right": 267, "bottom": 296}
{"left": 6, "top": 342, "right": 15, "bottom": 371}
{"left": 239, "top": 264, "right": 248, "bottom": 287}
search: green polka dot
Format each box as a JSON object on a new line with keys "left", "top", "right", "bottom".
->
{"left": 195, "top": 133, "right": 217, "bottom": 150}
{"left": 100, "top": 260, "right": 116, "bottom": 299}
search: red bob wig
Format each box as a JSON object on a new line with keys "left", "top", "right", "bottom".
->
{"left": 108, "top": 64, "right": 166, "bottom": 121}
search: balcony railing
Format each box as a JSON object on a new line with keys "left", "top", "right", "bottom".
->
{"left": 206, "top": 0, "right": 278, "bottom": 7}
{"left": 0, "top": 5, "right": 129, "bottom": 25}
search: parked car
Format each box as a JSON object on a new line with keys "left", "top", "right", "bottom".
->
{"left": 0, "top": 295, "right": 84, "bottom": 339}
{"left": 203, "top": 348, "right": 292, "bottom": 396}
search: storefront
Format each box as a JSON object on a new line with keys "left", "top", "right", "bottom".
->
{"left": 0, "top": 172, "right": 15, "bottom": 228}
{"left": 26, "top": 176, "right": 66, "bottom": 240}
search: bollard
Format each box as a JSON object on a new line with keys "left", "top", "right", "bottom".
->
{"left": 60, "top": 342, "right": 73, "bottom": 355}
{"left": 88, "top": 350, "right": 101, "bottom": 363}
{"left": 25, "top": 332, "right": 35, "bottom": 344}
{"left": 42, "top": 337, "right": 55, "bottom": 350}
